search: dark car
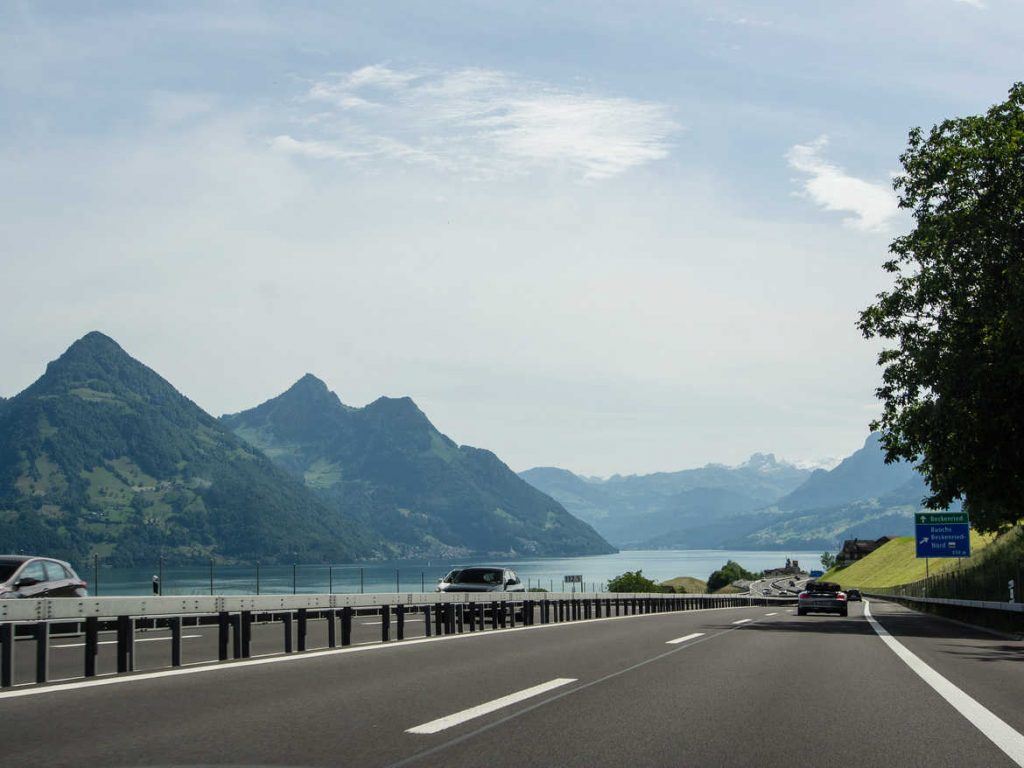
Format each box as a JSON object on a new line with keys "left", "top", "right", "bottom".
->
{"left": 435, "top": 566, "right": 525, "bottom": 593}
{"left": 797, "top": 581, "right": 848, "bottom": 617}
{"left": 0, "top": 556, "right": 88, "bottom": 599}
{"left": 846, "top": 588, "right": 862, "bottom": 602}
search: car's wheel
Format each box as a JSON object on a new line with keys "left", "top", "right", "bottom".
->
{"left": 839, "top": 609, "right": 848, "bottom": 617}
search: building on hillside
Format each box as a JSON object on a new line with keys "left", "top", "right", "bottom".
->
{"left": 835, "top": 537, "right": 892, "bottom": 568}
{"left": 763, "top": 558, "right": 802, "bottom": 578}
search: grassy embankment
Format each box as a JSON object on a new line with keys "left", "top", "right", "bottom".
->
{"left": 659, "top": 576, "right": 708, "bottom": 593}
{"left": 822, "top": 529, "right": 996, "bottom": 588}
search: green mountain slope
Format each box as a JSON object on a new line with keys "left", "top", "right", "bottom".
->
{"left": 222, "top": 375, "right": 615, "bottom": 558}
{"left": 0, "top": 333, "right": 378, "bottom": 565}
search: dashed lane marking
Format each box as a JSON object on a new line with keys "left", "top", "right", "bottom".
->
{"left": 406, "top": 678, "right": 577, "bottom": 734}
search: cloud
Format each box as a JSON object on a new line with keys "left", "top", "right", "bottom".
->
{"left": 786, "top": 136, "right": 898, "bottom": 232}
{"left": 953, "top": 0, "right": 985, "bottom": 8}
{"left": 272, "top": 65, "right": 679, "bottom": 180}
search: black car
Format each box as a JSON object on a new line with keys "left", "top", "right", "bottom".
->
{"left": 0, "top": 556, "right": 88, "bottom": 598}
{"left": 846, "top": 588, "right": 862, "bottom": 602}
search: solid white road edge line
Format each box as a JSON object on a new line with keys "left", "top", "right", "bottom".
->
{"left": 0, "top": 602, "right": 765, "bottom": 701}
{"left": 732, "top": 618, "right": 752, "bottom": 625}
{"left": 666, "top": 632, "right": 705, "bottom": 645}
{"left": 765, "top": 612, "right": 778, "bottom": 616}
{"left": 864, "top": 601, "right": 1024, "bottom": 767}
{"left": 406, "top": 678, "right": 576, "bottom": 734}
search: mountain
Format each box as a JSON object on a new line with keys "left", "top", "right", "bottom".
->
{"left": 733, "top": 434, "right": 931, "bottom": 549}
{"left": 774, "top": 433, "right": 918, "bottom": 512}
{"left": 522, "top": 435, "right": 935, "bottom": 551}
{"left": 520, "top": 454, "right": 811, "bottom": 547}
{"left": 0, "top": 333, "right": 378, "bottom": 565}
{"left": 222, "top": 375, "right": 615, "bottom": 559}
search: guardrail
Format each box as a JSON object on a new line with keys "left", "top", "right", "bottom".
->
{"left": 0, "top": 591, "right": 796, "bottom": 688}
{"left": 865, "top": 592, "right": 1024, "bottom": 635}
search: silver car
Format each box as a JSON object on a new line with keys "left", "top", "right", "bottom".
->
{"left": 435, "top": 566, "right": 525, "bottom": 593}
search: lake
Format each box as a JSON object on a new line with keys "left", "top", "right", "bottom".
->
{"left": 87, "top": 549, "right": 821, "bottom": 596}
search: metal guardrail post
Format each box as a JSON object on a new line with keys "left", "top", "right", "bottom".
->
{"left": 217, "top": 612, "right": 230, "bottom": 661}
{"left": 85, "top": 616, "right": 99, "bottom": 677}
{"left": 231, "top": 613, "right": 243, "bottom": 659}
{"left": 327, "top": 609, "right": 336, "bottom": 648}
{"left": 168, "top": 616, "right": 182, "bottom": 667}
{"left": 340, "top": 607, "right": 352, "bottom": 646}
{"left": 434, "top": 603, "right": 444, "bottom": 636}
{"left": 455, "top": 604, "right": 464, "bottom": 633}
{"left": 35, "top": 622, "right": 48, "bottom": 684}
{"left": 283, "top": 613, "right": 293, "bottom": 654}
{"left": 396, "top": 604, "right": 405, "bottom": 641}
{"left": 424, "top": 604, "right": 432, "bottom": 637}
{"left": 381, "top": 605, "right": 391, "bottom": 642}
{"left": 490, "top": 601, "right": 499, "bottom": 630}
{"left": 0, "top": 623, "right": 12, "bottom": 687}
{"left": 499, "top": 601, "right": 507, "bottom": 629}
{"left": 117, "top": 615, "right": 134, "bottom": 673}
{"left": 467, "top": 602, "right": 476, "bottom": 633}
{"left": 297, "top": 609, "right": 308, "bottom": 652}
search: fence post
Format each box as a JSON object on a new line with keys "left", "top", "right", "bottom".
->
{"left": 117, "top": 615, "right": 134, "bottom": 673}
{"left": 381, "top": 605, "right": 391, "bottom": 642}
{"left": 0, "top": 623, "right": 13, "bottom": 687}
{"left": 424, "top": 604, "right": 432, "bottom": 637}
{"left": 85, "top": 616, "right": 99, "bottom": 677}
{"left": 218, "top": 612, "right": 230, "bottom": 661}
{"left": 35, "top": 622, "right": 48, "bottom": 684}
{"left": 283, "top": 613, "right": 293, "bottom": 653}
{"left": 340, "top": 607, "right": 352, "bottom": 646}
{"left": 297, "top": 608, "right": 308, "bottom": 652}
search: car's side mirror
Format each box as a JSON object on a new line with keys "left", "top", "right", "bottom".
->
{"left": 506, "top": 579, "right": 516, "bottom": 587}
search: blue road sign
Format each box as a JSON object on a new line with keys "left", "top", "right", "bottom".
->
{"left": 915, "top": 512, "right": 970, "bottom": 558}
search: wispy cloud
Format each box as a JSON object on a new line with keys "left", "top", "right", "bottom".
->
{"left": 272, "top": 65, "right": 679, "bottom": 180}
{"left": 786, "top": 136, "right": 898, "bottom": 232}
{"left": 953, "top": 0, "right": 985, "bottom": 8}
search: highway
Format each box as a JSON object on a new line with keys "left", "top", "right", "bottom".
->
{"left": 4, "top": 599, "right": 1024, "bottom": 767}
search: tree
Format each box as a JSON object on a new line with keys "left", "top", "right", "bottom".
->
{"left": 821, "top": 552, "right": 837, "bottom": 571}
{"left": 707, "top": 560, "right": 760, "bottom": 592}
{"left": 607, "top": 570, "right": 662, "bottom": 593}
{"left": 858, "top": 83, "right": 1024, "bottom": 533}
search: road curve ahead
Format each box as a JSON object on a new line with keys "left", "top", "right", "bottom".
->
{"left": 4, "top": 599, "right": 1024, "bottom": 767}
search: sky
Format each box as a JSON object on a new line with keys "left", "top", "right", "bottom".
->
{"left": 2, "top": 1, "right": 1022, "bottom": 476}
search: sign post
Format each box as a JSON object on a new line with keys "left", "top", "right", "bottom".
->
{"left": 915, "top": 512, "right": 970, "bottom": 559}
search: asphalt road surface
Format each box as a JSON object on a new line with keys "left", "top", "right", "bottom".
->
{"left": 4, "top": 599, "right": 1024, "bottom": 767}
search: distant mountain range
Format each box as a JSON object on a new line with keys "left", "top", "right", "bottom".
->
{"left": 0, "top": 333, "right": 613, "bottom": 565}
{"left": 521, "top": 434, "right": 930, "bottom": 550}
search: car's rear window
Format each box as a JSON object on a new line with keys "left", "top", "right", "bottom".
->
{"left": 807, "top": 582, "right": 840, "bottom": 592}
{"left": 452, "top": 568, "right": 503, "bottom": 585}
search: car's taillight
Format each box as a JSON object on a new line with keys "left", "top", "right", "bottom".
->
{"left": 798, "top": 592, "right": 810, "bottom": 599}
{"left": 836, "top": 592, "right": 847, "bottom": 601}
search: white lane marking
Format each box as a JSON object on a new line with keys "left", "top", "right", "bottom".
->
{"left": 406, "top": 678, "right": 576, "bottom": 734}
{"left": 764, "top": 612, "right": 778, "bottom": 616}
{"left": 53, "top": 635, "right": 201, "bottom": 649}
{"left": 361, "top": 621, "right": 382, "bottom": 626}
{"left": 666, "top": 632, "right": 705, "bottom": 645}
{"left": 864, "top": 601, "right": 1024, "bottom": 766}
{"left": 732, "top": 618, "right": 752, "bottom": 625}
{"left": 0, "top": 603, "right": 761, "bottom": 700}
